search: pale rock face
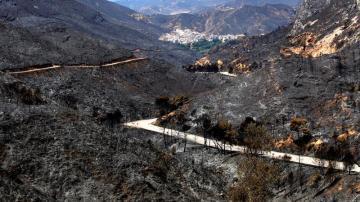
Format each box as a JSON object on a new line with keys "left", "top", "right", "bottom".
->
{"left": 292, "top": 0, "right": 360, "bottom": 34}
{"left": 296, "top": 0, "right": 330, "bottom": 20}
{"left": 291, "top": 0, "right": 331, "bottom": 34}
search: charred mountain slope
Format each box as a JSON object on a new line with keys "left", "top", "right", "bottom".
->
{"left": 76, "top": 0, "right": 166, "bottom": 37}
{"left": 188, "top": 0, "right": 360, "bottom": 137}
{"left": 0, "top": 1, "right": 222, "bottom": 200}
{"left": 0, "top": 0, "right": 197, "bottom": 70}
{"left": 0, "top": 40, "right": 218, "bottom": 201}
{"left": 0, "top": 0, "right": 359, "bottom": 201}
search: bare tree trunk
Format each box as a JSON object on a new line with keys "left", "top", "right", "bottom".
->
{"left": 183, "top": 134, "right": 187, "bottom": 152}
{"left": 163, "top": 126, "right": 166, "bottom": 148}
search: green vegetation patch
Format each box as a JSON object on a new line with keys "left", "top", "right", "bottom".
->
{"left": 180, "top": 39, "right": 223, "bottom": 54}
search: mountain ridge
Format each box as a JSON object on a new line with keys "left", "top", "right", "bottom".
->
{"left": 151, "top": 3, "right": 295, "bottom": 36}
{"left": 113, "top": 0, "right": 300, "bottom": 15}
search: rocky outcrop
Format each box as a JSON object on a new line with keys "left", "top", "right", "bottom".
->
{"left": 291, "top": 0, "right": 331, "bottom": 34}
{"left": 291, "top": 0, "right": 359, "bottom": 35}
{"left": 287, "top": 0, "right": 360, "bottom": 58}
{"left": 185, "top": 56, "right": 222, "bottom": 72}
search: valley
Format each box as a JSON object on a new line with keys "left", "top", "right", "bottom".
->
{"left": 0, "top": 0, "right": 359, "bottom": 201}
{"left": 152, "top": 3, "right": 295, "bottom": 47}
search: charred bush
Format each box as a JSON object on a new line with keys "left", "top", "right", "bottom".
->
{"left": 184, "top": 63, "right": 219, "bottom": 73}
{"left": 243, "top": 122, "right": 272, "bottom": 153}
{"left": 290, "top": 116, "right": 308, "bottom": 132}
{"left": 314, "top": 141, "right": 356, "bottom": 171}
{"left": 315, "top": 144, "right": 339, "bottom": 160}
{"left": 236, "top": 117, "right": 272, "bottom": 152}
{"left": 205, "top": 117, "right": 272, "bottom": 150}
{"left": 155, "top": 95, "right": 191, "bottom": 130}
{"left": 228, "top": 157, "right": 280, "bottom": 202}
{"left": 238, "top": 117, "right": 257, "bottom": 130}
{"left": 155, "top": 96, "right": 171, "bottom": 115}
{"left": 182, "top": 124, "right": 191, "bottom": 131}
{"left": 307, "top": 172, "right": 322, "bottom": 188}
{"left": 156, "top": 110, "right": 189, "bottom": 129}
{"left": 144, "top": 151, "right": 173, "bottom": 182}
{"left": 155, "top": 95, "right": 189, "bottom": 116}
{"left": 60, "top": 94, "right": 79, "bottom": 109}
{"left": 99, "top": 109, "right": 123, "bottom": 128}
{"left": 3, "top": 82, "right": 45, "bottom": 105}
{"left": 294, "top": 134, "right": 313, "bottom": 148}
{"left": 199, "top": 114, "right": 212, "bottom": 133}
{"left": 207, "top": 118, "right": 238, "bottom": 144}
{"left": 290, "top": 116, "right": 312, "bottom": 150}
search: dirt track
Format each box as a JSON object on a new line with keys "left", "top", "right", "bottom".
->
{"left": 6, "top": 57, "right": 148, "bottom": 75}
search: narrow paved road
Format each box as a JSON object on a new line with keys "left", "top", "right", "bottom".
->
{"left": 195, "top": 72, "right": 237, "bottom": 77}
{"left": 125, "top": 118, "right": 360, "bottom": 173}
{"left": 219, "top": 72, "right": 237, "bottom": 77}
{"left": 7, "top": 57, "right": 148, "bottom": 75}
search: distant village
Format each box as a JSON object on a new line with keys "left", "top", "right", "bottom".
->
{"left": 159, "top": 28, "right": 245, "bottom": 44}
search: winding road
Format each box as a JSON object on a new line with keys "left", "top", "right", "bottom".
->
{"left": 125, "top": 118, "right": 360, "bottom": 173}
{"left": 7, "top": 57, "right": 148, "bottom": 75}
